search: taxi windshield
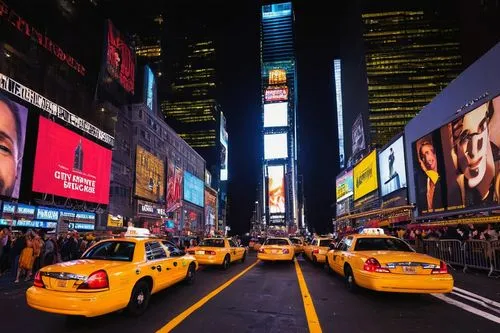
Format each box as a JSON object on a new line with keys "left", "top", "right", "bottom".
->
{"left": 319, "top": 239, "right": 332, "bottom": 247}
{"left": 82, "top": 241, "right": 135, "bottom": 261}
{"left": 265, "top": 238, "right": 289, "bottom": 246}
{"left": 289, "top": 238, "right": 302, "bottom": 244}
{"left": 199, "top": 239, "right": 225, "bottom": 247}
{"left": 354, "top": 238, "right": 414, "bottom": 252}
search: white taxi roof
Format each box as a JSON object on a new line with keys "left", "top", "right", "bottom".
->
{"left": 125, "top": 227, "right": 151, "bottom": 238}
{"left": 359, "top": 228, "right": 385, "bottom": 235}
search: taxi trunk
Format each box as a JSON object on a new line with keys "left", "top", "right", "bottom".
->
{"left": 358, "top": 251, "right": 442, "bottom": 275}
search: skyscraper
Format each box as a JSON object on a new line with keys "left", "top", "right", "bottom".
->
{"left": 362, "top": 1, "right": 463, "bottom": 147}
{"left": 260, "top": 2, "right": 300, "bottom": 231}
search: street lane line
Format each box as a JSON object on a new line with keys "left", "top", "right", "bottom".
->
{"left": 294, "top": 258, "right": 323, "bottom": 333}
{"left": 453, "top": 287, "right": 500, "bottom": 308}
{"left": 431, "top": 293, "right": 500, "bottom": 324}
{"left": 157, "top": 260, "right": 260, "bottom": 333}
{"left": 451, "top": 292, "right": 500, "bottom": 315}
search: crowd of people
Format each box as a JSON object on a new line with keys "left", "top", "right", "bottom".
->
{"left": 392, "top": 223, "right": 499, "bottom": 243}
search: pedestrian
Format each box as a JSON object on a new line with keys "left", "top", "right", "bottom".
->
{"left": 15, "top": 230, "right": 35, "bottom": 283}
{"left": 9, "top": 231, "right": 25, "bottom": 279}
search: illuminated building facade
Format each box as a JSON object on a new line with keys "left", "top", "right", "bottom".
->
{"left": 362, "top": 7, "right": 463, "bottom": 147}
{"left": 260, "top": 2, "right": 301, "bottom": 231}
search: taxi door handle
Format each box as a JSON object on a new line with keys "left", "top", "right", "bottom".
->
{"left": 151, "top": 265, "right": 162, "bottom": 272}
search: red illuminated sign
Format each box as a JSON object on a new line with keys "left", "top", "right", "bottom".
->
{"left": 265, "top": 87, "right": 288, "bottom": 102}
{"left": 32, "top": 117, "right": 112, "bottom": 204}
{"left": 0, "top": 1, "right": 86, "bottom": 76}
{"left": 106, "top": 20, "right": 136, "bottom": 94}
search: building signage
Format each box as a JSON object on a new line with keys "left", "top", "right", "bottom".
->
{"left": 107, "top": 214, "right": 124, "bottom": 228}
{"left": 137, "top": 200, "right": 167, "bottom": 217}
{"left": 15, "top": 220, "right": 57, "bottom": 229}
{"left": 268, "top": 69, "right": 287, "bottom": 85}
{"left": 2, "top": 202, "right": 16, "bottom": 215}
{"left": 59, "top": 210, "right": 76, "bottom": 220}
{"left": 68, "top": 222, "right": 94, "bottom": 230}
{"left": 106, "top": 20, "right": 136, "bottom": 94}
{"left": 265, "top": 87, "right": 288, "bottom": 102}
{"left": 74, "top": 212, "right": 96, "bottom": 223}
{"left": 16, "top": 204, "right": 36, "bottom": 219}
{"left": 0, "top": 1, "right": 86, "bottom": 76}
{"left": 0, "top": 73, "right": 114, "bottom": 146}
{"left": 36, "top": 207, "right": 59, "bottom": 221}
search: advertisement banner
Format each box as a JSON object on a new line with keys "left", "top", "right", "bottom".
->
{"left": 336, "top": 169, "right": 353, "bottom": 201}
{"left": 378, "top": 136, "right": 407, "bottom": 197}
{"left": 205, "top": 187, "right": 217, "bottom": 227}
{"left": 135, "top": 146, "right": 165, "bottom": 203}
{"left": 268, "top": 69, "right": 287, "bottom": 85}
{"left": 265, "top": 87, "right": 288, "bottom": 102}
{"left": 264, "top": 133, "right": 288, "bottom": 160}
{"left": 268, "top": 165, "right": 285, "bottom": 214}
{"left": 220, "top": 112, "right": 228, "bottom": 181}
{"left": 166, "top": 160, "right": 182, "bottom": 212}
{"left": 137, "top": 199, "right": 167, "bottom": 218}
{"left": 183, "top": 172, "right": 204, "bottom": 207}
{"left": 36, "top": 207, "right": 59, "bottom": 221}
{"left": 16, "top": 204, "right": 35, "bottom": 220}
{"left": 32, "top": 117, "right": 112, "bottom": 204}
{"left": 0, "top": 93, "right": 28, "bottom": 199}
{"left": 264, "top": 102, "right": 288, "bottom": 128}
{"left": 107, "top": 214, "right": 124, "bottom": 228}
{"left": 144, "top": 65, "right": 156, "bottom": 113}
{"left": 336, "top": 197, "right": 351, "bottom": 217}
{"left": 353, "top": 150, "right": 378, "bottom": 200}
{"left": 106, "top": 20, "right": 136, "bottom": 94}
{"left": 352, "top": 113, "right": 366, "bottom": 157}
{"left": 414, "top": 95, "right": 500, "bottom": 214}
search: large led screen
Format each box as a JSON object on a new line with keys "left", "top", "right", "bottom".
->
{"left": 166, "top": 160, "right": 183, "bottom": 211}
{"left": 32, "top": 117, "right": 112, "bottom": 204}
{"left": 183, "top": 171, "right": 204, "bottom": 207}
{"left": 268, "top": 165, "right": 285, "bottom": 214}
{"left": 336, "top": 169, "right": 353, "bottom": 201}
{"left": 220, "top": 112, "right": 228, "bottom": 181}
{"left": 352, "top": 113, "right": 366, "bottom": 157}
{"left": 353, "top": 150, "right": 378, "bottom": 200}
{"left": 264, "top": 102, "right": 288, "bottom": 127}
{"left": 414, "top": 95, "right": 500, "bottom": 214}
{"left": 378, "top": 136, "right": 407, "bottom": 197}
{"left": 0, "top": 93, "right": 28, "bottom": 199}
{"left": 144, "top": 65, "right": 156, "bottom": 112}
{"left": 205, "top": 188, "right": 217, "bottom": 227}
{"left": 106, "top": 20, "right": 136, "bottom": 94}
{"left": 135, "top": 146, "right": 165, "bottom": 203}
{"left": 264, "top": 133, "right": 288, "bottom": 160}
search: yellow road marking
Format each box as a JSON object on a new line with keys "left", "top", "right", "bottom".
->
{"left": 294, "top": 258, "right": 323, "bottom": 333}
{"left": 157, "top": 260, "right": 260, "bottom": 333}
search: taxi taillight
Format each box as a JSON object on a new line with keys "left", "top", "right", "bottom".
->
{"left": 282, "top": 249, "right": 290, "bottom": 254}
{"left": 205, "top": 250, "right": 216, "bottom": 255}
{"left": 312, "top": 249, "right": 319, "bottom": 254}
{"left": 363, "top": 258, "right": 390, "bottom": 273}
{"left": 431, "top": 261, "right": 448, "bottom": 274}
{"left": 77, "top": 270, "right": 109, "bottom": 290}
{"left": 33, "top": 271, "right": 45, "bottom": 288}
{"left": 258, "top": 248, "right": 265, "bottom": 253}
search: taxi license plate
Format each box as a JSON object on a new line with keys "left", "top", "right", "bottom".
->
{"left": 196, "top": 250, "right": 205, "bottom": 255}
{"left": 402, "top": 266, "right": 416, "bottom": 274}
{"left": 271, "top": 250, "right": 278, "bottom": 254}
{"left": 57, "top": 280, "right": 67, "bottom": 287}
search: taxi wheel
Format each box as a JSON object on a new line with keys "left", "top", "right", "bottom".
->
{"left": 344, "top": 266, "right": 358, "bottom": 293}
{"left": 241, "top": 251, "right": 246, "bottom": 263}
{"left": 185, "top": 263, "right": 196, "bottom": 285}
{"left": 127, "top": 281, "right": 151, "bottom": 316}
{"left": 324, "top": 258, "right": 333, "bottom": 274}
{"left": 312, "top": 255, "right": 318, "bottom": 265}
{"left": 222, "top": 255, "right": 230, "bottom": 270}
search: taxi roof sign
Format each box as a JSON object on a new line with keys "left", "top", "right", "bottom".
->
{"left": 360, "top": 228, "right": 385, "bottom": 235}
{"left": 125, "top": 227, "right": 151, "bottom": 238}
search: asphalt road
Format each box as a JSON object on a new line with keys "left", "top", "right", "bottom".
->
{"left": 0, "top": 252, "right": 499, "bottom": 333}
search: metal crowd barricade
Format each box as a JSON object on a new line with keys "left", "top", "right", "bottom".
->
{"left": 490, "top": 240, "right": 500, "bottom": 274}
{"left": 463, "top": 240, "right": 494, "bottom": 277}
{"left": 438, "top": 239, "right": 464, "bottom": 268}
{"left": 423, "top": 240, "right": 441, "bottom": 259}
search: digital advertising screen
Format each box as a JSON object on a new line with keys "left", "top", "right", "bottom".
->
{"left": 166, "top": 160, "right": 183, "bottom": 212}
{"left": 0, "top": 93, "right": 28, "bottom": 199}
{"left": 205, "top": 188, "right": 217, "bottom": 227}
{"left": 220, "top": 112, "right": 228, "bottom": 181}
{"left": 106, "top": 20, "right": 136, "bottom": 94}
{"left": 336, "top": 169, "right": 353, "bottom": 202}
{"left": 144, "top": 65, "right": 156, "bottom": 112}
{"left": 353, "top": 150, "right": 378, "bottom": 200}
{"left": 264, "top": 133, "right": 288, "bottom": 160}
{"left": 378, "top": 136, "right": 407, "bottom": 197}
{"left": 264, "top": 102, "right": 288, "bottom": 127}
{"left": 135, "top": 146, "right": 165, "bottom": 203}
{"left": 352, "top": 113, "right": 366, "bottom": 157}
{"left": 268, "top": 165, "right": 285, "bottom": 214}
{"left": 265, "top": 87, "right": 288, "bottom": 102}
{"left": 183, "top": 171, "right": 204, "bottom": 207}
{"left": 32, "top": 117, "right": 112, "bottom": 204}
{"left": 414, "top": 95, "right": 500, "bottom": 214}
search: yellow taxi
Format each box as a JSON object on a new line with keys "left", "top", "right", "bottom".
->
{"left": 187, "top": 238, "right": 246, "bottom": 270}
{"left": 257, "top": 237, "right": 295, "bottom": 262}
{"left": 26, "top": 227, "right": 198, "bottom": 317}
{"left": 289, "top": 236, "right": 305, "bottom": 254}
{"left": 325, "top": 228, "right": 453, "bottom": 293}
{"left": 303, "top": 237, "right": 333, "bottom": 264}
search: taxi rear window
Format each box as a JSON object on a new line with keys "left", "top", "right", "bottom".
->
{"left": 265, "top": 238, "right": 289, "bottom": 246}
{"left": 289, "top": 238, "right": 302, "bottom": 244}
{"left": 199, "top": 239, "right": 225, "bottom": 247}
{"left": 319, "top": 239, "right": 332, "bottom": 247}
{"left": 82, "top": 241, "right": 135, "bottom": 261}
{"left": 354, "top": 238, "right": 413, "bottom": 252}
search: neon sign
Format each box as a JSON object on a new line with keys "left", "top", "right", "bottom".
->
{"left": 106, "top": 20, "right": 136, "bottom": 94}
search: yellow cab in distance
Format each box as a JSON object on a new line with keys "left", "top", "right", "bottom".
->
{"left": 257, "top": 237, "right": 295, "bottom": 262}
{"left": 187, "top": 238, "right": 246, "bottom": 270}
{"left": 26, "top": 227, "right": 198, "bottom": 317}
{"left": 289, "top": 236, "right": 305, "bottom": 254}
{"left": 325, "top": 228, "right": 453, "bottom": 293}
{"left": 303, "top": 237, "right": 333, "bottom": 264}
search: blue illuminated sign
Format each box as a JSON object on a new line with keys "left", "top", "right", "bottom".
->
{"left": 17, "top": 204, "right": 36, "bottom": 218}
{"left": 75, "top": 212, "right": 96, "bottom": 223}
{"left": 36, "top": 207, "right": 59, "bottom": 221}
{"left": 145, "top": 66, "right": 155, "bottom": 111}
{"left": 59, "top": 210, "right": 76, "bottom": 219}
{"left": 183, "top": 171, "right": 204, "bottom": 207}
{"left": 2, "top": 202, "right": 16, "bottom": 214}
{"left": 69, "top": 223, "right": 95, "bottom": 230}
{"left": 262, "top": 2, "right": 292, "bottom": 19}
{"left": 14, "top": 220, "right": 57, "bottom": 229}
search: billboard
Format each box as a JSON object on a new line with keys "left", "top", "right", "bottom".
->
{"left": 183, "top": 171, "right": 204, "bottom": 207}
{"left": 353, "top": 150, "right": 378, "bottom": 200}
{"left": 414, "top": 96, "right": 500, "bottom": 214}
{"left": 268, "top": 165, "right": 285, "bottom": 214}
{"left": 336, "top": 169, "right": 353, "bottom": 202}
{"left": 0, "top": 93, "right": 28, "bottom": 199}
{"left": 32, "top": 117, "right": 112, "bottom": 204}
{"left": 265, "top": 87, "right": 288, "bottom": 102}
{"left": 106, "top": 20, "right": 136, "bottom": 94}
{"left": 205, "top": 188, "right": 217, "bottom": 227}
{"left": 268, "top": 69, "right": 287, "bottom": 85}
{"left": 167, "top": 161, "right": 183, "bottom": 212}
{"left": 144, "top": 66, "right": 156, "bottom": 112}
{"left": 107, "top": 214, "right": 123, "bottom": 228}
{"left": 135, "top": 146, "right": 165, "bottom": 203}
{"left": 264, "top": 102, "right": 288, "bottom": 127}
{"left": 264, "top": 133, "right": 288, "bottom": 160}
{"left": 378, "top": 136, "right": 407, "bottom": 197}
{"left": 352, "top": 113, "right": 366, "bottom": 157}
{"left": 220, "top": 112, "right": 228, "bottom": 181}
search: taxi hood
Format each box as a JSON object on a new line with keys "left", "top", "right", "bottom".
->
{"left": 41, "top": 259, "right": 130, "bottom": 276}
